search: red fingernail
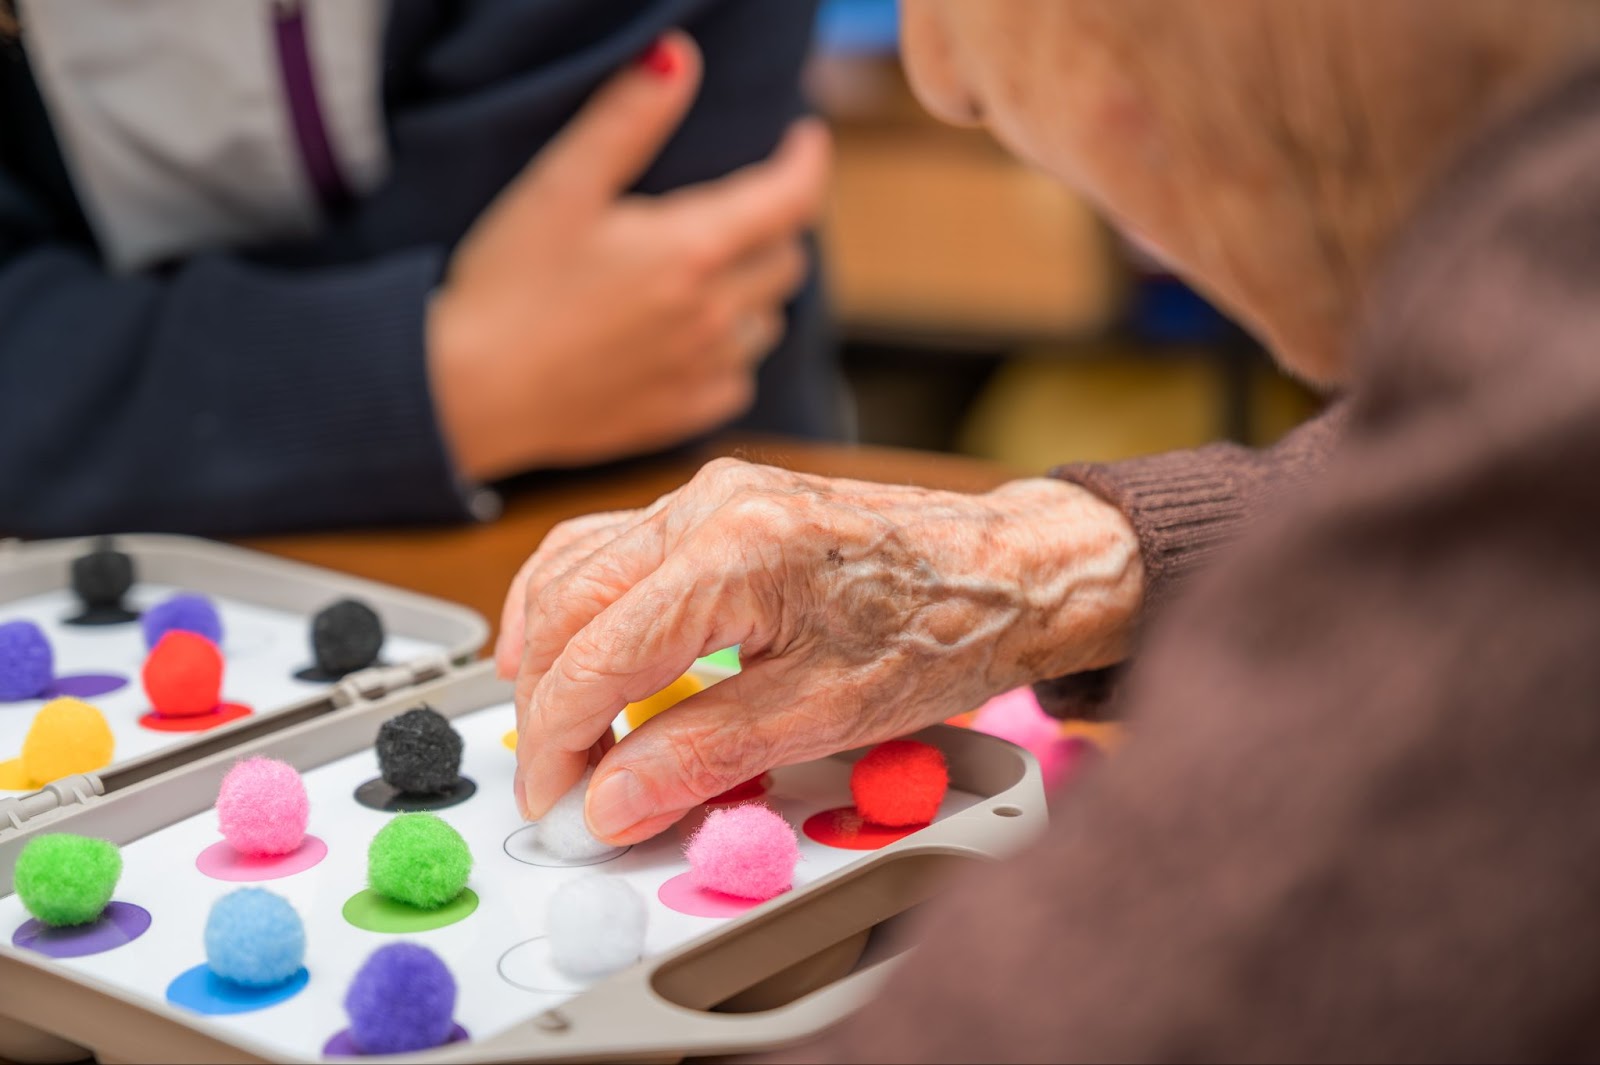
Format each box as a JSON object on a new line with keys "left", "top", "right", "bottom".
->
{"left": 637, "top": 37, "right": 677, "bottom": 78}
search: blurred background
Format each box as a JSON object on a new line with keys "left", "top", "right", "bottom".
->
{"left": 809, "top": 0, "right": 1320, "bottom": 469}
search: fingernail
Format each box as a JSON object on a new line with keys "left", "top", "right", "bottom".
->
{"left": 586, "top": 768, "right": 649, "bottom": 840}
{"left": 513, "top": 774, "right": 531, "bottom": 821}
{"left": 636, "top": 37, "right": 677, "bottom": 78}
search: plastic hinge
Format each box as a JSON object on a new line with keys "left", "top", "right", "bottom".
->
{"left": 329, "top": 652, "right": 456, "bottom": 707}
{"left": 0, "top": 774, "right": 104, "bottom": 835}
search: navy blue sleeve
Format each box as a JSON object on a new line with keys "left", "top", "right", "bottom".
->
{"left": 0, "top": 0, "right": 833, "bottom": 539}
{"left": 0, "top": 181, "right": 470, "bottom": 538}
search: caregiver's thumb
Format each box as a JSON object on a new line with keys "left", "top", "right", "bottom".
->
{"left": 508, "top": 30, "right": 702, "bottom": 223}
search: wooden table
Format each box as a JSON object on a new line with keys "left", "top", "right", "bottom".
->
{"left": 241, "top": 438, "right": 1018, "bottom": 643}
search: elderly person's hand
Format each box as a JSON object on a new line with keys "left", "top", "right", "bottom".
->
{"left": 496, "top": 458, "right": 1143, "bottom": 843}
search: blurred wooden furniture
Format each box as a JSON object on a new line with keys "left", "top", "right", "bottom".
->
{"left": 240, "top": 437, "right": 1018, "bottom": 643}
{"left": 814, "top": 56, "right": 1122, "bottom": 344}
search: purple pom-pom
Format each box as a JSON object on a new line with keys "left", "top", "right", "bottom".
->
{"left": 344, "top": 943, "right": 457, "bottom": 1055}
{"left": 141, "top": 594, "right": 223, "bottom": 651}
{"left": 0, "top": 621, "right": 53, "bottom": 701}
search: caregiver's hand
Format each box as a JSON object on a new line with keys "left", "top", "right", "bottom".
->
{"left": 429, "top": 31, "right": 828, "bottom": 481}
{"left": 498, "top": 459, "right": 1144, "bottom": 843}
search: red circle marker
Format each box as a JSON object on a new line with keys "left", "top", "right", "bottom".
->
{"left": 139, "top": 703, "right": 252, "bottom": 733}
{"left": 657, "top": 871, "right": 768, "bottom": 918}
{"left": 706, "top": 774, "right": 770, "bottom": 805}
{"left": 801, "top": 807, "right": 926, "bottom": 851}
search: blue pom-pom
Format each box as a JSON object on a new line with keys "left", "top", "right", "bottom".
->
{"left": 204, "top": 889, "right": 305, "bottom": 988}
{"left": 142, "top": 594, "right": 223, "bottom": 650}
{"left": 345, "top": 943, "right": 456, "bottom": 1054}
{"left": 0, "top": 621, "right": 53, "bottom": 701}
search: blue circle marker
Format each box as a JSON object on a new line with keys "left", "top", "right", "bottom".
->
{"left": 165, "top": 964, "right": 309, "bottom": 1015}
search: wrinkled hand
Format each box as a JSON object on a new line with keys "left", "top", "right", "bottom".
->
{"left": 428, "top": 32, "right": 829, "bottom": 481}
{"left": 495, "top": 459, "right": 1144, "bottom": 844}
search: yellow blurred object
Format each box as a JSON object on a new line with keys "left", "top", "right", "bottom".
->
{"left": 1060, "top": 720, "right": 1125, "bottom": 753}
{"left": 959, "top": 347, "right": 1320, "bottom": 470}
{"left": 17, "top": 697, "right": 114, "bottom": 785}
{"left": 502, "top": 729, "right": 516, "bottom": 751}
{"left": 624, "top": 673, "right": 705, "bottom": 731}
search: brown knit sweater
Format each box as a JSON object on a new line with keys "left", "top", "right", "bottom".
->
{"left": 1037, "top": 406, "right": 1347, "bottom": 718}
{"left": 799, "top": 62, "right": 1600, "bottom": 1065}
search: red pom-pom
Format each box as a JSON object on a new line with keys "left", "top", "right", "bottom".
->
{"left": 850, "top": 739, "right": 949, "bottom": 827}
{"left": 142, "top": 631, "right": 223, "bottom": 718}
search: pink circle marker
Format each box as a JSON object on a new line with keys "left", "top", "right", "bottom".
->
{"left": 657, "top": 871, "right": 771, "bottom": 918}
{"left": 195, "top": 835, "right": 327, "bottom": 882}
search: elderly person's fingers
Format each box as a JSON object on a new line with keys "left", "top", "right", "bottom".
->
{"left": 510, "top": 458, "right": 773, "bottom": 697}
{"left": 494, "top": 510, "right": 640, "bottom": 677}
{"left": 514, "top": 514, "right": 674, "bottom": 693}
{"left": 583, "top": 677, "right": 819, "bottom": 844}
{"left": 514, "top": 545, "right": 748, "bottom": 820}
{"left": 495, "top": 477, "right": 693, "bottom": 680}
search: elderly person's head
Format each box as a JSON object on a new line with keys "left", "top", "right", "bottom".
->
{"left": 902, "top": 1, "right": 1600, "bottom": 385}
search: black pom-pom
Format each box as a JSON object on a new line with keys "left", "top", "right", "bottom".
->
{"left": 310, "top": 599, "right": 384, "bottom": 677}
{"left": 376, "top": 707, "right": 464, "bottom": 795}
{"left": 71, "top": 540, "right": 135, "bottom": 609}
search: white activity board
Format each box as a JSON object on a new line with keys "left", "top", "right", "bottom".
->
{"left": 0, "top": 699, "right": 983, "bottom": 1060}
{"left": 0, "top": 583, "right": 440, "bottom": 793}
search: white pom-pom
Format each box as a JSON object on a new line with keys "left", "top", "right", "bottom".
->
{"left": 547, "top": 874, "right": 647, "bottom": 978}
{"left": 533, "top": 767, "right": 615, "bottom": 861}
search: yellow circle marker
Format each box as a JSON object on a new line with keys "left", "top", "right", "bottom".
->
{"left": 502, "top": 729, "right": 517, "bottom": 751}
{"left": 19, "top": 698, "right": 114, "bottom": 785}
{"left": 624, "top": 673, "right": 704, "bottom": 731}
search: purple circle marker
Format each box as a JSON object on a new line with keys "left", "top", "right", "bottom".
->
{"left": 322, "top": 1024, "right": 469, "bottom": 1057}
{"left": 12, "top": 901, "right": 151, "bottom": 958}
{"left": 195, "top": 835, "right": 328, "bottom": 882}
{"left": 657, "top": 871, "right": 765, "bottom": 918}
{"left": 47, "top": 674, "right": 129, "bottom": 699}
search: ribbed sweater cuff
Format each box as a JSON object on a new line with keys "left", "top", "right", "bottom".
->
{"left": 1052, "top": 444, "right": 1251, "bottom": 611}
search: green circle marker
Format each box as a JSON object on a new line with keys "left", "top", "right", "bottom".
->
{"left": 342, "top": 888, "right": 479, "bottom": 933}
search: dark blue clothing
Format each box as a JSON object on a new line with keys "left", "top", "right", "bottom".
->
{"left": 0, "top": 0, "right": 833, "bottom": 538}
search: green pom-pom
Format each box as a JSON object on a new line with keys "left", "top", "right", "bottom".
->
{"left": 367, "top": 813, "right": 471, "bottom": 909}
{"left": 14, "top": 834, "right": 122, "bottom": 927}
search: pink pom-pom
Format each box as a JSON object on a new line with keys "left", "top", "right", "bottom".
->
{"left": 684, "top": 804, "right": 799, "bottom": 901}
{"left": 973, "top": 688, "right": 1093, "bottom": 791}
{"left": 216, "top": 756, "right": 309, "bottom": 857}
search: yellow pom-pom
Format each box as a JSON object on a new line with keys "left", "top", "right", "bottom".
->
{"left": 624, "top": 673, "right": 704, "bottom": 731}
{"left": 21, "top": 698, "right": 114, "bottom": 784}
{"left": 502, "top": 728, "right": 517, "bottom": 751}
